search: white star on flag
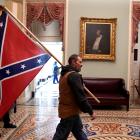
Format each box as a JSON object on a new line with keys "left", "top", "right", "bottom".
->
{"left": 6, "top": 69, "right": 10, "bottom": 75}
{"left": 21, "top": 64, "right": 26, "bottom": 70}
{"left": 37, "top": 59, "right": 42, "bottom": 64}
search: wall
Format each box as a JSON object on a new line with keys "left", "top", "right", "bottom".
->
{"left": 66, "top": 0, "right": 130, "bottom": 87}
{"left": 4, "top": 0, "right": 23, "bottom": 22}
{"left": 0, "top": 0, "right": 4, "bottom": 5}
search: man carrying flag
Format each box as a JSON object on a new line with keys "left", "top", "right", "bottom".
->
{"left": 0, "top": 6, "right": 51, "bottom": 121}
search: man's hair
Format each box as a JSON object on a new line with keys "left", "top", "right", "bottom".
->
{"left": 68, "top": 54, "right": 79, "bottom": 65}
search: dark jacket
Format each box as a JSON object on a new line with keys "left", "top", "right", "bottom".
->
{"left": 60, "top": 65, "right": 93, "bottom": 115}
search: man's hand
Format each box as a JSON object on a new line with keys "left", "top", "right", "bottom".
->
{"left": 90, "top": 112, "right": 95, "bottom": 120}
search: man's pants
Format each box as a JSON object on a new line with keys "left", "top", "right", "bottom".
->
{"left": 52, "top": 115, "right": 88, "bottom": 140}
{"left": 3, "top": 112, "right": 10, "bottom": 125}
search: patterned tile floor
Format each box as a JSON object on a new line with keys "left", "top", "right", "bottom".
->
{"left": 1, "top": 82, "right": 140, "bottom": 140}
{"left": 0, "top": 105, "right": 140, "bottom": 140}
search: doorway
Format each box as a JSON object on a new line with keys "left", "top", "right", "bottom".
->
{"left": 33, "top": 42, "right": 63, "bottom": 107}
{"left": 130, "top": 1, "right": 140, "bottom": 108}
{"left": 15, "top": 1, "right": 65, "bottom": 107}
{"left": 19, "top": 42, "right": 63, "bottom": 107}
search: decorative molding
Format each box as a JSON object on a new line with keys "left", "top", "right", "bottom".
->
{"left": 12, "top": 0, "right": 23, "bottom": 3}
{"left": 25, "top": 0, "right": 65, "bottom": 3}
{"left": 6, "top": 0, "right": 65, "bottom": 4}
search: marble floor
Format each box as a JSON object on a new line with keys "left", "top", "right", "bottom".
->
{"left": 0, "top": 82, "right": 140, "bottom": 140}
{"left": 0, "top": 105, "right": 140, "bottom": 140}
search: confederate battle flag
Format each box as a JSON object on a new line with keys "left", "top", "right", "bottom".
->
{"left": 0, "top": 10, "right": 51, "bottom": 118}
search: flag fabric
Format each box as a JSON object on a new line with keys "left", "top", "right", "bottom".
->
{"left": 0, "top": 10, "right": 51, "bottom": 118}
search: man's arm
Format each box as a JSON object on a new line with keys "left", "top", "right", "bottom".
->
{"left": 68, "top": 72, "right": 93, "bottom": 115}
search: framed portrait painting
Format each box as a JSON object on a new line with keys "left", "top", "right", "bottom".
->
{"left": 80, "top": 17, "right": 117, "bottom": 61}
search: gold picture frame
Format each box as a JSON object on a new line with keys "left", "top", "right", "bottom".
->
{"left": 80, "top": 17, "right": 117, "bottom": 61}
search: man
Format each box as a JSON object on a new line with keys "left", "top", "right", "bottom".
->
{"left": 92, "top": 29, "right": 102, "bottom": 53}
{"left": 53, "top": 61, "right": 59, "bottom": 84}
{"left": 2, "top": 102, "right": 17, "bottom": 128}
{"left": 53, "top": 54, "right": 94, "bottom": 140}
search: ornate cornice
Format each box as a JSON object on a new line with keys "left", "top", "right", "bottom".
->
{"left": 26, "top": 0, "right": 65, "bottom": 3}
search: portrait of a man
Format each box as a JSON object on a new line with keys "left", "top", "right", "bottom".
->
{"left": 85, "top": 23, "right": 111, "bottom": 55}
{"left": 80, "top": 17, "right": 117, "bottom": 61}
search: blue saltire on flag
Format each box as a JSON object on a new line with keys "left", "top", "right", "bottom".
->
{"left": 0, "top": 10, "right": 51, "bottom": 118}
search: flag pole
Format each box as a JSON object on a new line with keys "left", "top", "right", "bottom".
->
{"left": 1, "top": 5, "right": 100, "bottom": 104}
{"left": 2, "top": 5, "right": 62, "bottom": 66}
{"left": 83, "top": 85, "right": 100, "bottom": 103}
